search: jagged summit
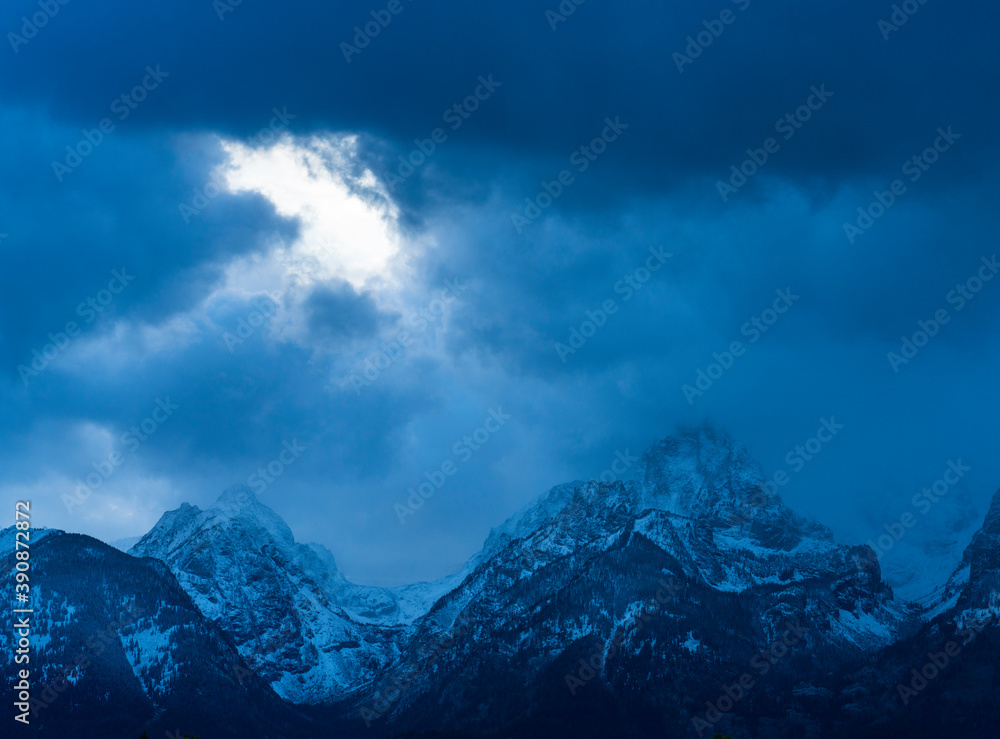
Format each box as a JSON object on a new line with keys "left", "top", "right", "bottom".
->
{"left": 216, "top": 482, "right": 261, "bottom": 508}
{"left": 637, "top": 424, "right": 765, "bottom": 516}
{"left": 359, "top": 423, "right": 910, "bottom": 734}
{"left": 213, "top": 484, "right": 296, "bottom": 543}
{"left": 490, "top": 426, "right": 755, "bottom": 531}
{"left": 131, "top": 484, "right": 295, "bottom": 558}
{"left": 0, "top": 529, "right": 307, "bottom": 736}
{"left": 485, "top": 424, "right": 830, "bottom": 562}
{"left": 20, "top": 423, "right": 1000, "bottom": 735}
{"left": 127, "top": 483, "right": 459, "bottom": 704}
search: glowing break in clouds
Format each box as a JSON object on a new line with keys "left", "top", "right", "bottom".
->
{"left": 219, "top": 133, "right": 401, "bottom": 290}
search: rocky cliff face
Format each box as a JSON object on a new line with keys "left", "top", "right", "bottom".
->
{"left": 128, "top": 485, "right": 457, "bottom": 704}
{"left": 822, "top": 489, "right": 1000, "bottom": 739}
{"left": 349, "top": 427, "right": 914, "bottom": 736}
{"left": 951, "top": 488, "right": 1000, "bottom": 615}
{"left": 0, "top": 531, "right": 311, "bottom": 738}
{"left": 13, "top": 425, "right": 1000, "bottom": 738}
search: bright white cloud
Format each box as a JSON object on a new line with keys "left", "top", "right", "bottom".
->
{"left": 51, "top": 132, "right": 415, "bottom": 369}
{"left": 219, "top": 133, "right": 401, "bottom": 292}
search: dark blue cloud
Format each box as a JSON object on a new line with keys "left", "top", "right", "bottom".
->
{"left": 0, "top": 113, "right": 294, "bottom": 366}
{"left": 1, "top": 0, "right": 998, "bottom": 585}
{"left": 305, "top": 281, "right": 392, "bottom": 341}
{"left": 2, "top": 0, "right": 996, "bottom": 187}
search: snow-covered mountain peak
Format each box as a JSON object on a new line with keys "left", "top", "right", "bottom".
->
{"left": 208, "top": 484, "right": 295, "bottom": 546}
{"left": 637, "top": 424, "right": 766, "bottom": 518}
{"left": 127, "top": 484, "right": 466, "bottom": 703}
{"left": 483, "top": 425, "right": 830, "bottom": 562}
{"left": 130, "top": 485, "right": 296, "bottom": 559}
{"left": 216, "top": 483, "right": 260, "bottom": 510}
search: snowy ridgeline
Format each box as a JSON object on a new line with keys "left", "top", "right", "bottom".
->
{"left": 6, "top": 425, "right": 999, "bottom": 737}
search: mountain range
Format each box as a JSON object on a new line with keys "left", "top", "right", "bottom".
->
{"left": 4, "top": 425, "right": 999, "bottom": 738}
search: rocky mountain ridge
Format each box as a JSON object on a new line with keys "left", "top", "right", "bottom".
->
{"left": 6, "top": 425, "right": 1000, "bottom": 738}
{"left": 128, "top": 484, "right": 463, "bottom": 704}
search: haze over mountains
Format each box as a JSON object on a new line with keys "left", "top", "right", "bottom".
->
{"left": 4, "top": 425, "right": 1000, "bottom": 738}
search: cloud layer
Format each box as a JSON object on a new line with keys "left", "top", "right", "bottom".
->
{"left": 1, "top": 0, "right": 998, "bottom": 585}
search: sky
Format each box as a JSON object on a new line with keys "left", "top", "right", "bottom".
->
{"left": 1, "top": 0, "right": 998, "bottom": 586}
